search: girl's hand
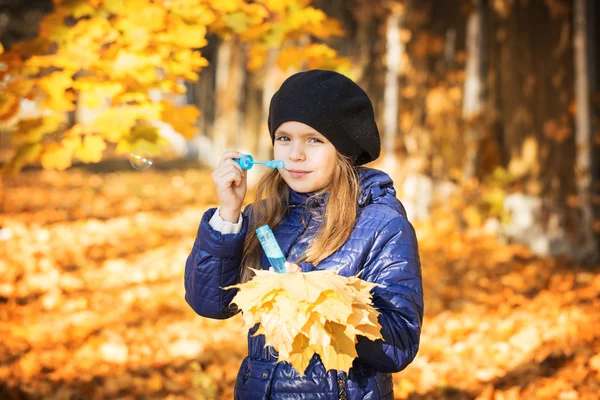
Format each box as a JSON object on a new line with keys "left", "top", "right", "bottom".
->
{"left": 269, "top": 262, "right": 302, "bottom": 273}
{"left": 212, "top": 151, "right": 247, "bottom": 222}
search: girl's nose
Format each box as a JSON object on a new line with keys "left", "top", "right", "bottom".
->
{"left": 288, "top": 144, "right": 306, "bottom": 162}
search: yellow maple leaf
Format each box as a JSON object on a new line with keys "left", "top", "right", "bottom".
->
{"left": 161, "top": 15, "right": 208, "bottom": 48}
{"left": 160, "top": 101, "right": 201, "bottom": 139}
{"left": 115, "top": 92, "right": 150, "bottom": 105}
{"left": 307, "top": 318, "right": 331, "bottom": 347}
{"left": 285, "top": 7, "right": 326, "bottom": 31}
{"left": 60, "top": 1, "right": 96, "bottom": 18}
{"left": 37, "top": 72, "right": 76, "bottom": 112}
{"left": 311, "top": 292, "right": 353, "bottom": 324}
{"left": 287, "top": 334, "right": 315, "bottom": 374}
{"left": 210, "top": 0, "right": 243, "bottom": 13}
{"left": 314, "top": 343, "right": 356, "bottom": 372}
{"left": 61, "top": 134, "right": 81, "bottom": 153}
{"left": 90, "top": 104, "right": 161, "bottom": 142}
{"left": 76, "top": 134, "right": 107, "bottom": 163}
{"left": 223, "top": 11, "right": 253, "bottom": 33}
{"left": 127, "top": 2, "right": 165, "bottom": 32}
{"left": 262, "top": 0, "right": 296, "bottom": 13}
{"left": 247, "top": 46, "right": 268, "bottom": 70}
{"left": 41, "top": 141, "right": 75, "bottom": 170}
{"left": 114, "top": 18, "right": 152, "bottom": 51}
{"left": 75, "top": 81, "right": 123, "bottom": 109}
{"left": 306, "top": 18, "right": 344, "bottom": 38}
{"left": 170, "top": 1, "right": 216, "bottom": 25}
{"left": 39, "top": 13, "right": 73, "bottom": 44}
{"left": 109, "top": 50, "right": 155, "bottom": 80}
{"left": 13, "top": 116, "right": 64, "bottom": 145}
{"left": 243, "top": 2, "right": 269, "bottom": 22}
{"left": 277, "top": 47, "right": 304, "bottom": 70}
{"left": 115, "top": 125, "right": 169, "bottom": 156}
{"left": 163, "top": 50, "right": 208, "bottom": 80}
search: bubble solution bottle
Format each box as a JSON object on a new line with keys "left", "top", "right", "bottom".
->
{"left": 255, "top": 225, "right": 288, "bottom": 273}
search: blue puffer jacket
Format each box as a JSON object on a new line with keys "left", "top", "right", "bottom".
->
{"left": 185, "top": 167, "right": 423, "bottom": 400}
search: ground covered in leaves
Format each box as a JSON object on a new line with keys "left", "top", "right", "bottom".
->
{"left": 1, "top": 160, "right": 599, "bottom": 399}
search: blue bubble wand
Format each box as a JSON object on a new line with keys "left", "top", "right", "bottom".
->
{"left": 234, "top": 154, "right": 285, "bottom": 170}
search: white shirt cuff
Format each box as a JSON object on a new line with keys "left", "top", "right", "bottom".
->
{"left": 208, "top": 206, "right": 243, "bottom": 234}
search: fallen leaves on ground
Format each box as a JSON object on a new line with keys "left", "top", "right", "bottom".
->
{"left": 0, "top": 161, "right": 599, "bottom": 399}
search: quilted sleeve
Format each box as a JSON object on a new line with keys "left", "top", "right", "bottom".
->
{"left": 184, "top": 207, "right": 249, "bottom": 320}
{"left": 354, "top": 215, "right": 424, "bottom": 373}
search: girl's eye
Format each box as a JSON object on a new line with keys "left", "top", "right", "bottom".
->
{"left": 275, "top": 136, "right": 289, "bottom": 142}
{"left": 308, "top": 138, "right": 323, "bottom": 143}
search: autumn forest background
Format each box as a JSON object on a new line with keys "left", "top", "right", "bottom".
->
{"left": 1, "top": 0, "right": 599, "bottom": 399}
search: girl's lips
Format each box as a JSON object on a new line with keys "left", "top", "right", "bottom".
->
{"left": 287, "top": 170, "right": 311, "bottom": 179}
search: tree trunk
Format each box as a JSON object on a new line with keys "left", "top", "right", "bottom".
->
{"left": 257, "top": 48, "right": 282, "bottom": 162}
{"left": 589, "top": 0, "right": 600, "bottom": 260}
{"left": 491, "top": 1, "right": 578, "bottom": 258}
{"left": 241, "top": 69, "right": 263, "bottom": 157}
{"left": 187, "top": 36, "right": 217, "bottom": 165}
{"left": 383, "top": 7, "right": 403, "bottom": 170}
{"left": 462, "top": 0, "right": 486, "bottom": 181}
{"left": 573, "top": 0, "right": 598, "bottom": 263}
{"left": 212, "top": 37, "right": 246, "bottom": 166}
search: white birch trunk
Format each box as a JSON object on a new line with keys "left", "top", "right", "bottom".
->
{"left": 462, "top": 0, "right": 485, "bottom": 181}
{"left": 573, "top": 0, "right": 597, "bottom": 262}
{"left": 383, "top": 11, "right": 403, "bottom": 171}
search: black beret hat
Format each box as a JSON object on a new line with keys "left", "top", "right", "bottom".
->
{"left": 268, "top": 69, "right": 381, "bottom": 165}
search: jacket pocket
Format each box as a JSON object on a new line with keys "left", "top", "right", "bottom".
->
{"left": 234, "top": 358, "right": 276, "bottom": 400}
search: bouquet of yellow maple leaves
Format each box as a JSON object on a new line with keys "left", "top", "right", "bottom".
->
{"left": 224, "top": 269, "right": 383, "bottom": 376}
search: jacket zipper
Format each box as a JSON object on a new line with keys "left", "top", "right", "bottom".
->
{"left": 338, "top": 378, "right": 347, "bottom": 400}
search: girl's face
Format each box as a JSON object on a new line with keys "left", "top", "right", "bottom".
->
{"left": 273, "top": 121, "right": 338, "bottom": 193}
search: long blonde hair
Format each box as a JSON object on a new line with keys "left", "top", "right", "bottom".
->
{"left": 240, "top": 153, "right": 359, "bottom": 282}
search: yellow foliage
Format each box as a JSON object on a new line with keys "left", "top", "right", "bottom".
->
{"left": 0, "top": 91, "right": 20, "bottom": 121}
{"left": 162, "top": 15, "right": 208, "bottom": 48}
{"left": 210, "top": 0, "right": 244, "bottom": 14}
{"left": 262, "top": 0, "right": 298, "bottom": 13}
{"left": 37, "top": 72, "right": 76, "bottom": 112}
{"left": 277, "top": 44, "right": 351, "bottom": 73}
{"left": 426, "top": 87, "right": 455, "bottom": 116}
{"left": 13, "top": 116, "right": 65, "bottom": 145}
{"left": 74, "top": 81, "right": 123, "bottom": 108}
{"left": 225, "top": 269, "right": 383, "bottom": 375}
{"left": 89, "top": 104, "right": 162, "bottom": 143}
{"left": 41, "top": 141, "right": 75, "bottom": 170}
{"left": 123, "top": 2, "right": 166, "bottom": 33}
{"left": 59, "top": 0, "right": 97, "bottom": 19}
{"left": 1, "top": 0, "right": 348, "bottom": 173}
{"left": 1, "top": 143, "right": 42, "bottom": 175}
{"left": 116, "top": 127, "right": 168, "bottom": 157}
{"left": 76, "top": 135, "right": 107, "bottom": 163}
{"left": 160, "top": 101, "right": 201, "bottom": 140}
{"left": 247, "top": 46, "right": 268, "bottom": 71}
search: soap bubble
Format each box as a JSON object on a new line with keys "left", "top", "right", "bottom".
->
{"left": 129, "top": 149, "right": 153, "bottom": 170}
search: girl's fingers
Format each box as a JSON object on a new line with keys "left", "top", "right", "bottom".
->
{"left": 224, "top": 158, "right": 246, "bottom": 175}
{"left": 218, "top": 151, "right": 243, "bottom": 166}
{"left": 284, "top": 262, "right": 302, "bottom": 272}
{"left": 219, "top": 170, "right": 243, "bottom": 186}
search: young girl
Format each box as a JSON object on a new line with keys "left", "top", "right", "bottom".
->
{"left": 185, "top": 70, "right": 423, "bottom": 400}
